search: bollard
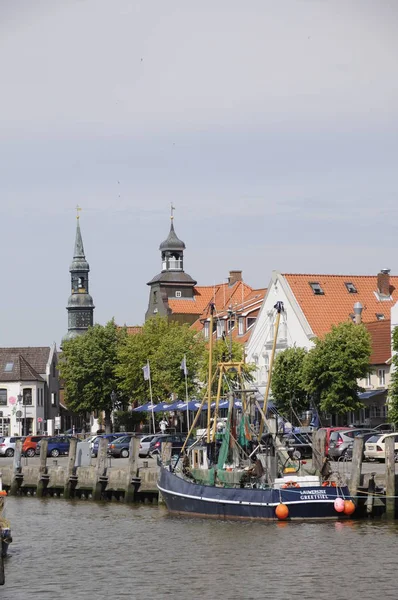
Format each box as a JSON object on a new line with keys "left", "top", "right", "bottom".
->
{"left": 384, "top": 436, "right": 396, "bottom": 519}
{"left": 9, "top": 440, "right": 23, "bottom": 496}
{"left": 64, "top": 438, "right": 78, "bottom": 500}
{"left": 312, "top": 429, "right": 326, "bottom": 473}
{"left": 37, "top": 440, "right": 49, "bottom": 498}
{"left": 124, "top": 437, "right": 141, "bottom": 503}
{"left": 349, "top": 436, "right": 364, "bottom": 502}
{"left": 93, "top": 438, "right": 108, "bottom": 501}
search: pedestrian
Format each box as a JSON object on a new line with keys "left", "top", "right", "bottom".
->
{"left": 159, "top": 418, "right": 168, "bottom": 434}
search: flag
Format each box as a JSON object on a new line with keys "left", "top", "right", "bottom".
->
{"left": 180, "top": 355, "right": 188, "bottom": 376}
{"left": 142, "top": 363, "right": 150, "bottom": 381}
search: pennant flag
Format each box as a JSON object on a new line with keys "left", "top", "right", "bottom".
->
{"left": 142, "top": 363, "right": 150, "bottom": 381}
{"left": 180, "top": 355, "right": 188, "bottom": 376}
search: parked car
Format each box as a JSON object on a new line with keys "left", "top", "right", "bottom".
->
{"left": 328, "top": 429, "right": 375, "bottom": 460}
{"left": 149, "top": 433, "right": 193, "bottom": 456}
{"left": 0, "top": 436, "right": 25, "bottom": 457}
{"left": 373, "top": 423, "right": 395, "bottom": 433}
{"left": 318, "top": 427, "right": 351, "bottom": 456}
{"left": 108, "top": 435, "right": 133, "bottom": 458}
{"left": 35, "top": 436, "right": 77, "bottom": 457}
{"left": 364, "top": 432, "right": 398, "bottom": 462}
{"left": 139, "top": 434, "right": 157, "bottom": 458}
{"left": 284, "top": 432, "right": 313, "bottom": 459}
{"left": 22, "top": 435, "right": 46, "bottom": 457}
{"left": 91, "top": 433, "right": 130, "bottom": 457}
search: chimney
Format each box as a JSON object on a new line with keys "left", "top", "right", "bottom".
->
{"left": 353, "top": 302, "right": 363, "bottom": 325}
{"left": 377, "top": 268, "right": 391, "bottom": 297}
{"left": 228, "top": 270, "right": 242, "bottom": 286}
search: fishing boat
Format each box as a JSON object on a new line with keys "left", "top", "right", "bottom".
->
{"left": 157, "top": 301, "right": 356, "bottom": 521}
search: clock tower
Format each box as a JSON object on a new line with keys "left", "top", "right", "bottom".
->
{"left": 62, "top": 213, "right": 95, "bottom": 346}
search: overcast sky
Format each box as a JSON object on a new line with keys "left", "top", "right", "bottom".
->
{"left": 1, "top": 0, "right": 398, "bottom": 347}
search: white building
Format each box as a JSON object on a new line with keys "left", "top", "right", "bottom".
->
{"left": 0, "top": 345, "right": 59, "bottom": 437}
{"left": 246, "top": 269, "right": 397, "bottom": 424}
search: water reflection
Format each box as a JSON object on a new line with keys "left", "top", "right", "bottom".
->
{"left": 2, "top": 498, "right": 398, "bottom": 600}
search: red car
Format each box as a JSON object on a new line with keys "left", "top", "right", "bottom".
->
{"left": 22, "top": 435, "right": 46, "bottom": 457}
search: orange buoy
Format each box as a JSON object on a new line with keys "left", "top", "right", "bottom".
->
{"left": 343, "top": 500, "right": 356, "bottom": 515}
{"left": 275, "top": 503, "right": 289, "bottom": 520}
{"left": 0, "top": 490, "right": 7, "bottom": 496}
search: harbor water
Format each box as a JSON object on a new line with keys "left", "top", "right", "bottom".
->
{"left": 2, "top": 496, "right": 398, "bottom": 599}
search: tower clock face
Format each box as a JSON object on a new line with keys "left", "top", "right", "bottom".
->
{"left": 75, "top": 312, "right": 92, "bottom": 328}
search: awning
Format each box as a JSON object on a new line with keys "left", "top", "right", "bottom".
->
{"left": 358, "top": 389, "right": 387, "bottom": 400}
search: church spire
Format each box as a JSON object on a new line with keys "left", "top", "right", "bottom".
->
{"left": 61, "top": 211, "right": 95, "bottom": 346}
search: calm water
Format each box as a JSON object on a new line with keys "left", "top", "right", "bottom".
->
{"left": 2, "top": 497, "right": 398, "bottom": 599}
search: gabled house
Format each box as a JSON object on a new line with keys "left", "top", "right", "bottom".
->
{"left": 0, "top": 344, "right": 59, "bottom": 436}
{"left": 246, "top": 269, "right": 397, "bottom": 424}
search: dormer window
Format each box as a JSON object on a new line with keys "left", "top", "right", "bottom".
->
{"left": 216, "top": 320, "right": 225, "bottom": 338}
{"left": 345, "top": 282, "right": 357, "bottom": 293}
{"left": 376, "top": 313, "right": 385, "bottom": 320}
{"left": 175, "top": 291, "right": 182, "bottom": 298}
{"left": 4, "top": 362, "right": 13, "bottom": 372}
{"left": 309, "top": 282, "right": 324, "bottom": 295}
{"left": 204, "top": 321, "right": 209, "bottom": 339}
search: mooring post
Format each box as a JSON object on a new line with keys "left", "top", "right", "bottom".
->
{"left": 64, "top": 438, "right": 78, "bottom": 500}
{"left": 9, "top": 439, "right": 23, "bottom": 496}
{"left": 93, "top": 437, "right": 108, "bottom": 501}
{"left": 349, "top": 436, "right": 364, "bottom": 502}
{"left": 385, "top": 436, "right": 396, "bottom": 519}
{"left": 312, "top": 429, "right": 326, "bottom": 473}
{"left": 36, "top": 440, "right": 49, "bottom": 498}
{"left": 124, "top": 437, "right": 141, "bottom": 503}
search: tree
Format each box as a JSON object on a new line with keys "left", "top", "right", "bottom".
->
{"left": 271, "top": 346, "right": 309, "bottom": 418}
{"left": 302, "top": 321, "right": 372, "bottom": 415}
{"left": 388, "top": 327, "right": 398, "bottom": 425}
{"left": 59, "top": 320, "right": 126, "bottom": 432}
{"left": 116, "top": 317, "right": 206, "bottom": 403}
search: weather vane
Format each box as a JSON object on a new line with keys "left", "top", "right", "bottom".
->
{"left": 76, "top": 205, "right": 82, "bottom": 220}
{"left": 170, "top": 203, "right": 175, "bottom": 221}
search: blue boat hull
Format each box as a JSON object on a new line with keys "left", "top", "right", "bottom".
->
{"left": 158, "top": 467, "right": 353, "bottom": 520}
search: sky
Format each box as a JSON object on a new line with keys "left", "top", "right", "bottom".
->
{"left": 1, "top": 0, "right": 398, "bottom": 347}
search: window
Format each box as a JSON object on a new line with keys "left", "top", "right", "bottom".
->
{"left": 378, "top": 369, "right": 386, "bottom": 386}
{"left": 78, "top": 277, "right": 84, "bottom": 288}
{"left": 175, "top": 291, "right": 182, "bottom": 298}
{"left": 153, "top": 290, "right": 158, "bottom": 304}
{"left": 345, "top": 282, "right": 357, "bottom": 293}
{"left": 51, "top": 392, "right": 57, "bottom": 406}
{"left": 376, "top": 313, "right": 385, "bottom": 321}
{"left": 0, "top": 389, "right": 7, "bottom": 406}
{"left": 247, "top": 317, "right": 256, "bottom": 329}
{"left": 216, "top": 320, "right": 224, "bottom": 338}
{"left": 365, "top": 373, "right": 372, "bottom": 387}
{"left": 227, "top": 319, "right": 235, "bottom": 333}
{"left": 238, "top": 317, "right": 244, "bottom": 335}
{"left": 309, "top": 282, "right": 324, "bottom": 295}
{"left": 52, "top": 362, "right": 56, "bottom": 378}
{"left": 4, "top": 362, "right": 13, "bottom": 372}
{"left": 23, "top": 389, "right": 32, "bottom": 406}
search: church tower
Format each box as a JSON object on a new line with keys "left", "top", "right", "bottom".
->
{"left": 62, "top": 212, "right": 95, "bottom": 345}
{"left": 146, "top": 210, "right": 197, "bottom": 322}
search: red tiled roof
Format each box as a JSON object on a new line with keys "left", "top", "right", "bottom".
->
{"left": 125, "top": 326, "right": 143, "bottom": 335}
{"left": 168, "top": 286, "right": 216, "bottom": 315}
{"left": 365, "top": 320, "right": 391, "bottom": 365}
{"left": 284, "top": 273, "right": 397, "bottom": 337}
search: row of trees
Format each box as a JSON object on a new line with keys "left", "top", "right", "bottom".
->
{"left": 271, "top": 321, "right": 372, "bottom": 417}
{"left": 59, "top": 317, "right": 247, "bottom": 430}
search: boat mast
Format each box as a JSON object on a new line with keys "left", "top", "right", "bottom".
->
{"left": 258, "top": 301, "right": 284, "bottom": 439}
{"left": 206, "top": 303, "right": 215, "bottom": 444}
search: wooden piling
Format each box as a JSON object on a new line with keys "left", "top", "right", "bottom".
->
{"left": 9, "top": 440, "right": 23, "bottom": 496}
{"left": 349, "top": 436, "right": 364, "bottom": 502}
{"left": 36, "top": 440, "right": 49, "bottom": 498}
{"left": 124, "top": 437, "right": 141, "bottom": 503}
{"left": 312, "top": 429, "right": 326, "bottom": 473}
{"left": 63, "top": 438, "right": 78, "bottom": 500}
{"left": 93, "top": 438, "right": 108, "bottom": 501}
{"left": 384, "top": 435, "right": 396, "bottom": 519}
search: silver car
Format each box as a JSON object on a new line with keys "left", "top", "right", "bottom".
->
{"left": 139, "top": 435, "right": 157, "bottom": 458}
{"left": 0, "top": 436, "right": 25, "bottom": 457}
{"left": 328, "top": 429, "right": 374, "bottom": 460}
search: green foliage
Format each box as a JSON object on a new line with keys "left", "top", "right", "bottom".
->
{"left": 302, "top": 321, "right": 372, "bottom": 415}
{"left": 116, "top": 316, "right": 206, "bottom": 402}
{"left": 271, "top": 346, "right": 309, "bottom": 417}
{"left": 388, "top": 327, "right": 398, "bottom": 425}
{"left": 199, "top": 339, "right": 254, "bottom": 397}
{"left": 112, "top": 410, "right": 142, "bottom": 432}
{"left": 59, "top": 320, "right": 126, "bottom": 429}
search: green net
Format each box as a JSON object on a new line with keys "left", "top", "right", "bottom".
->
{"left": 238, "top": 414, "right": 251, "bottom": 447}
{"left": 217, "top": 419, "right": 231, "bottom": 469}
